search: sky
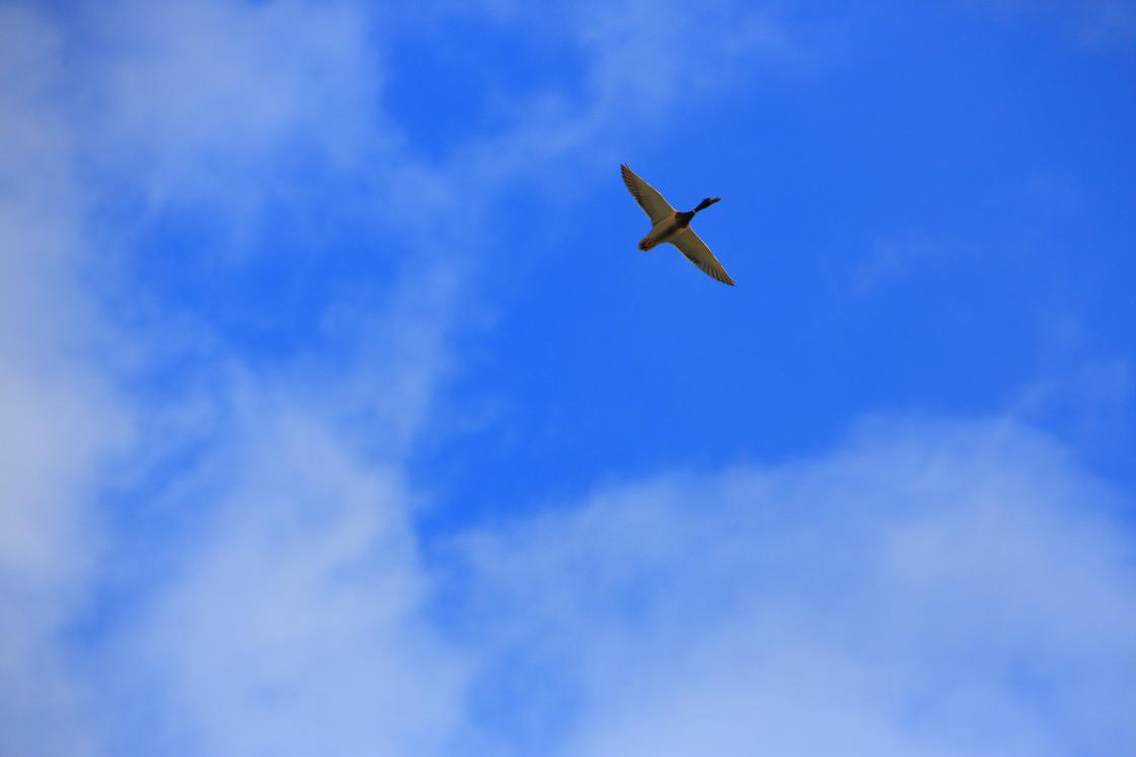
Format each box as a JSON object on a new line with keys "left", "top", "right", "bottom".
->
{"left": 1, "top": 1, "right": 1134, "bottom": 755}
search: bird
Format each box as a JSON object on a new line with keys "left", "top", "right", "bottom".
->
{"left": 620, "top": 163, "right": 734, "bottom": 286}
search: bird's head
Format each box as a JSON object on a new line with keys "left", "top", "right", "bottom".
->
{"left": 693, "top": 197, "right": 721, "bottom": 213}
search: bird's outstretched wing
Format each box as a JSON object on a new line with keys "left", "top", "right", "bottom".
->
{"left": 621, "top": 164, "right": 675, "bottom": 224}
{"left": 670, "top": 229, "right": 735, "bottom": 286}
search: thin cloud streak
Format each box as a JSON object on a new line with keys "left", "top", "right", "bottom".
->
{"left": 1, "top": 6, "right": 132, "bottom": 755}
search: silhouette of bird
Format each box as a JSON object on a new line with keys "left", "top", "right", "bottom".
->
{"left": 620, "top": 163, "right": 734, "bottom": 286}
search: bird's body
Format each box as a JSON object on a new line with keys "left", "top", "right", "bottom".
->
{"left": 638, "top": 216, "right": 683, "bottom": 252}
{"left": 620, "top": 164, "right": 734, "bottom": 286}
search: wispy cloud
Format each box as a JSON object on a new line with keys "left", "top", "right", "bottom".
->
{"left": 81, "top": 0, "right": 391, "bottom": 225}
{"left": 451, "top": 0, "right": 822, "bottom": 192}
{"left": 458, "top": 417, "right": 1135, "bottom": 755}
{"left": 100, "top": 397, "right": 470, "bottom": 756}
{"left": 0, "top": 6, "right": 134, "bottom": 754}
{"left": 850, "top": 235, "right": 976, "bottom": 297}
{"left": 978, "top": 0, "right": 1136, "bottom": 51}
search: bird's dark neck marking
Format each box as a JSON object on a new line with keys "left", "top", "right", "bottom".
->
{"left": 693, "top": 196, "right": 721, "bottom": 213}
{"left": 676, "top": 197, "right": 721, "bottom": 228}
{"left": 675, "top": 198, "right": 720, "bottom": 228}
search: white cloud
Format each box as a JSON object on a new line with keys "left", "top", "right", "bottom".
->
{"left": 97, "top": 393, "right": 469, "bottom": 756}
{"left": 83, "top": 0, "right": 391, "bottom": 220}
{"left": 0, "top": 0, "right": 512, "bottom": 751}
{"left": 459, "top": 418, "right": 1135, "bottom": 755}
{"left": 0, "top": 1, "right": 416, "bottom": 752}
{"left": 0, "top": 6, "right": 133, "bottom": 755}
{"left": 451, "top": 0, "right": 820, "bottom": 194}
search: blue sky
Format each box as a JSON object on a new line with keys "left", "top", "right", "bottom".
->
{"left": 1, "top": 1, "right": 1134, "bottom": 755}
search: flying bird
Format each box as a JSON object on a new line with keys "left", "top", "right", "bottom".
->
{"left": 620, "top": 163, "right": 734, "bottom": 286}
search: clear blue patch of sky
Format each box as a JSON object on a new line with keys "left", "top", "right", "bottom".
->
{"left": 381, "top": 8, "right": 584, "bottom": 162}
{"left": 412, "top": 4, "right": 1136, "bottom": 530}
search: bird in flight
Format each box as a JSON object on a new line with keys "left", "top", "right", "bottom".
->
{"left": 620, "top": 163, "right": 734, "bottom": 286}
